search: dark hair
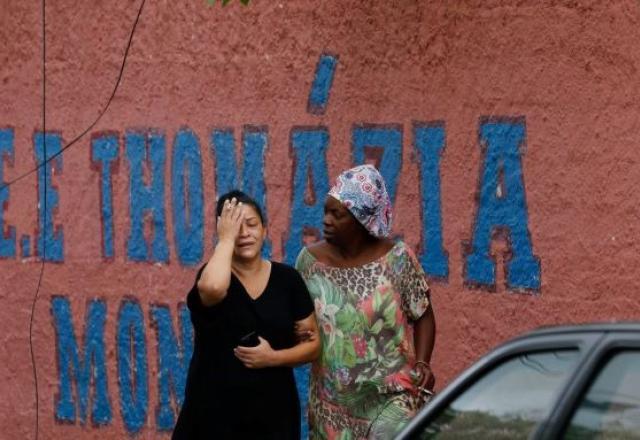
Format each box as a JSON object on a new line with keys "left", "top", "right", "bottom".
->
{"left": 216, "top": 190, "right": 264, "bottom": 225}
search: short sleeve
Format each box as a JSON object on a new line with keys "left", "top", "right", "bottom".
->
{"left": 288, "top": 266, "right": 315, "bottom": 322}
{"left": 186, "top": 264, "right": 224, "bottom": 328}
{"left": 294, "top": 248, "right": 313, "bottom": 278}
{"left": 396, "top": 243, "right": 431, "bottom": 321}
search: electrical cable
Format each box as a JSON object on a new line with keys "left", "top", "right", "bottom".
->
{"left": 27, "top": 1, "right": 146, "bottom": 437}
{"left": 1, "top": 0, "right": 147, "bottom": 192}
{"left": 28, "top": 1, "right": 48, "bottom": 437}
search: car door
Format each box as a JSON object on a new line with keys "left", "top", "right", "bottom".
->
{"left": 544, "top": 332, "right": 640, "bottom": 439}
{"left": 395, "top": 332, "right": 604, "bottom": 440}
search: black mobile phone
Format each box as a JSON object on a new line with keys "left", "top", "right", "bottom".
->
{"left": 238, "top": 331, "right": 259, "bottom": 347}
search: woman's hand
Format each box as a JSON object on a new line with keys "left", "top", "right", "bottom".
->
{"left": 234, "top": 337, "right": 276, "bottom": 369}
{"left": 414, "top": 361, "right": 436, "bottom": 390}
{"left": 217, "top": 198, "right": 245, "bottom": 245}
{"left": 295, "top": 322, "right": 316, "bottom": 343}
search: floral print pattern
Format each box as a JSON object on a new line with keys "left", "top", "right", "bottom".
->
{"left": 295, "top": 241, "right": 431, "bottom": 439}
{"left": 328, "top": 164, "right": 393, "bottom": 238}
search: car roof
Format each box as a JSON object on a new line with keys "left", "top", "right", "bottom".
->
{"left": 514, "top": 321, "right": 640, "bottom": 340}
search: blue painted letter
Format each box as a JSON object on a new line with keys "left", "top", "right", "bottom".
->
{"left": 352, "top": 125, "right": 402, "bottom": 202}
{"left": 283, "top": 127, "right": 330, "bottom": 265}
{"left": 307, "top": 53, "right": 338, "bottom": 115}
{"left": 211, "top": 126, "right": 271, "bottom": 257}
{"left": 150, "top": 304, "right": 194, "bottom": 431}
{"left": 34, "top": 132, "right": 64, "bottom": 261}
{"left": 51, "top": 297, "right": 111, "bottom": 425}
{"left": 21, "top": 234, "right": 31, "bottom": 258}
{"left": 464, "top": 118, "right": 541, "bottom": 291}
{"left": 0, "top": 129, "right": 15, "bottom": 258}
{"left": 91, "top": 134, "right": 119, "bottom": 259}
{"left": 171, "top": 129, "right": 204, "bottom": 266}
{"left": 414, "top": 123, "right": 448, "bottom": 278}
{"left": 117, "top": 299, "right": 149, "bottom": 433}
{"left": 125, "top": 130, "right": 169, "bottom": 263}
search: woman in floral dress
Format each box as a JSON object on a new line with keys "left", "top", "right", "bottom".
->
{"left": 295, "top": 164, "right": 436, "bottom": 439}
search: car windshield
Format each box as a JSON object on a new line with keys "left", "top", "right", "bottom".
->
{"left": 420, "top": 349, "right": 580, "bottom": 439}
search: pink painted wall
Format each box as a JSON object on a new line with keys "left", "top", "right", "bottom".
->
{"left": 2, "top": 0, "right": 640, "bottom": 438}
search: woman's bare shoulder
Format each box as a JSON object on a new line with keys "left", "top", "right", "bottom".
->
{"left": 306, "top": 240, "right": 330, "bottom": 259}
{"left": 381, "top": 238, "right": 397, "bottom": 252}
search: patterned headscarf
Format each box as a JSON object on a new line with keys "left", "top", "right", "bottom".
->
{"left": 328, "top": 164, "right": 393, "bottom": 238}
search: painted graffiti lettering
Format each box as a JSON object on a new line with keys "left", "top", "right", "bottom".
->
{"left": 51, "top": 297, "right": 111, "bottom": 425}
{"left": 150, "top": 304, "right": 193, "bottom": 431}
{"left": 352, "top": 124, "right": 402, "bottom": 203}
{"left": 284, "top": 127, "right": 330, "bottom": 265}
{"left": 211, "top": 126, "right": 272, "bottom": 258}
{"left": 91, "top": 133, "right": 119, "bottom": 260}
{"left": 117, "top": 299, "right": 149, "bottom": 433}
{"left": 34, "top": 132, "right": 64, "bottom": 262}
{"left": 414, "top": 122, "right": 448, "bottom": 279}
{"left": 51, "top": 296, "right": 192, "bottom": 432}
{"left": 2, "top": 119, "right": 540, "bottom": 290}
{"left": 171, "top": 129, "right": 205, "bottom": 266}
{"left": 307, "top": 53, "right": 338, "bottom": 115}
{"left": 125, "top": 130, "right": 170, "bottom": 263}
{"left": 464, "top": 118, "right": 541, "bottom": 291}
{"left": 0, "top": 128, "right": 16, "bottom": 258}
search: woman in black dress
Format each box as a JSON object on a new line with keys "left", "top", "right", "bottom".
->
{"left": 172, "top": 190, "right": 320, "bottom": 440}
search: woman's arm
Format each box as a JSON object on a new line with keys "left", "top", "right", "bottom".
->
{"left": 413, "top": 304, "right": 436, "bottom": 389}
{"left": 197, "top": 198, "right": 244, "bottom": 306}
{"left": 233, "top": 313, "right": 321, "bottom": 368}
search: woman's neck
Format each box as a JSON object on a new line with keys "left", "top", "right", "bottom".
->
{"left": 336, "top": 233, "right": 379, "bottom": 260}
{"left": 325, "top": 232, "right": 395, "bottom": 268}
{"left": 232, "top": 256, "right": 265, "bottom": 278}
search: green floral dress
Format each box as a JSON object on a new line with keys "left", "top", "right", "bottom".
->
{"left": 295, "top": 241, "right": 431, "bottom": 439}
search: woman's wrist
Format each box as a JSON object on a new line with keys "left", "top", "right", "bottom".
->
{"left": 216, "top": 237, "right": 235, "bottom": 249}
{"left": 415, "top": 360, "right": 431, "bottom": 369}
